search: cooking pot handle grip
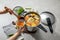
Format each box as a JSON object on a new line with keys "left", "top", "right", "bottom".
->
{"left": 37, "top": 24, "right": 47, "bottom": 32}
{"left": 46, "top": 18, "right": 53, "bottom": 33}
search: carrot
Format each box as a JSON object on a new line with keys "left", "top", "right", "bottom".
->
{"left": 25, "top": 15, "right": 29, "bottom": 21}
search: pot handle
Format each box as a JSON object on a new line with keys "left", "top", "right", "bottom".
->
{"left": 46, "top": 18, "right": 53, "bottom": 33}
{"left": 37, "top": 24, "right": 47, "bottom": 32}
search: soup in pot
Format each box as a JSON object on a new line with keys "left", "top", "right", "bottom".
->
{"left": 25, "top": 12, "right": 40, "bottom": 27}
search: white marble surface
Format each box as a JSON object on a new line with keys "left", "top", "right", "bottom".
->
{"left": 0, "top": 0, "right": 60, "bottom": 40}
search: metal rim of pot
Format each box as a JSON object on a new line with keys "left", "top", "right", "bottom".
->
{"left": 24, "top": 11, "right": 41, "bottom": 27}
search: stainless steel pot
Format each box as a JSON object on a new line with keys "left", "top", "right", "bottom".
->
{"left": 24, "top": 11, "right": 47, "bottom": 33}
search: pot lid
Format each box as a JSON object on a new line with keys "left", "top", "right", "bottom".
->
{"left": 40, "top": 11, "right": 55, "bottom": 25}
